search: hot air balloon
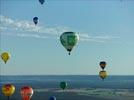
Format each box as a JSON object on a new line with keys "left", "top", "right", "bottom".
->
{"left": 99, "top": 61, "right": 106, "bottom": 70}
{"left": 39, "top": 0, "right": 45, "bottom": 5}
{"left": 1, "top": 52, "right": 10, "bottom": 64}
{"left": 20, "top": 86, "right": 33, "bottom": 100}
{"left": 49, "top": 96, "right": 56, "bottom": 100}
{"left": 60, "top": 32, "right": 79, "bottom": 55}
{"left": 60, "top": 82, "right": 67, "bottom": 90}
{"left": 2, "top": 84, "right": 15, "bottom": 100}
{"left": 33, "top": 17, "right": 38, "bottom": 25}
{"left": 99, "top": 71, "right": 107, "bottom": 80}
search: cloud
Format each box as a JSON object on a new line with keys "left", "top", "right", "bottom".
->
{"left": 0, "top": 15, "right": 119, "bottom": 43}
{"left": 0, "top": 15, "right": 41, "bottom": 32}
{"left": 79, "top": 33, "right": 119, "bottom": 43}
{"left": 0, "top": 32, "right": 49, "bottom": 39}
{"left": 0, "top": 15, "right": 69, "bottom": 35}
{"left": 17, "top": 34, "right": 48, "bottom": 39}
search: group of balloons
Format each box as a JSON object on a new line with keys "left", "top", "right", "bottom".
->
{"left": 33, "top": 1, "right": 79, "bottom": 55}
{"left": 99, "top": 61, "right": 107, "bottom": 80}
{"left": 2, "top": 85, "right": 33, "bottom": 100}
{"left": 33, "top": 0, "right": 45, "bottom": 25}
{"left": 1, "top": 0, "right": 108, "bottom": 99}
{"left": 0, "top": 52, "right": 108, "bottom": 100}
{"left": 1, "top": 1, "right": 77, "bottom": 99}
{"left": 2, "top": 81, "right": 67, "bottom": 100}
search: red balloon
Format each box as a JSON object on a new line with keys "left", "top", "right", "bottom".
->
{"left": 20, "top": 86, "right": 33, "bottom": 100}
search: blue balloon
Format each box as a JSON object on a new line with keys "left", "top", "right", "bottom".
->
{"left": 49, "top": 96, "right": 56, "bottom": 100}
{"left": 33, "top": 17, "right": 38, "bottom": 25}
{"left": 39, "top": 0, "right": 45, "bottom": 5}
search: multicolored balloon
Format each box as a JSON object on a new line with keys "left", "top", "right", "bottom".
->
{"left": 2, "top": 84, "right": 15, "bottom": 99}
{"left": 1, "top": 52, "right": 10, "bottom": 64}
{"left": 99, "top": 70, "right": 107, "bottom": 80}
{"left": 20, "top": 86, "right": 33, "bottom": 100}
{"left": 33, "top": 17, "right": 38, "bottom": 25}
{"left": 60, "top": 32, "right": 79, "bottom": 55}
{"left": 60, "top": 81, "right": 67, "bottom": 90}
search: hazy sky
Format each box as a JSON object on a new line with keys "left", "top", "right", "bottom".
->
{"left": 0, "top": 0, "right": 134, "bottom": 75}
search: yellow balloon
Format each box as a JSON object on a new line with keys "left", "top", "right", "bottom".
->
{"left": 2, "top": 84, "right": 15, "bottom": 97}
{"left": 1, "top": 52, "right": 10, "bottom": 64}
{"left": 99, "top": 71, "right": 107, "bottom": 80}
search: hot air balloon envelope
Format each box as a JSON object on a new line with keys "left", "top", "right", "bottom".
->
{"left": 49, "top": 96, "right": 56, "bottom": 100}
{"left": 2, "top": 84, "right": 15, "bottom": 97}
{"left": 60, "top": 32, "right": 79, "bottom": 55}
{"left": 100, "top": 61, "right": 106, "bottom": 70}
{"left": 1, "top": 52, "right": 10, "bottom": 63}
{"left": 39, "top": 0, "right": 45, "bottom": 5}
{"left": 33, "top": 17, "right": 38, "bottom": 25}
{"left": 99, "top": 71, "right": 107, "bottom": 80}
{"left": 60, "top": 82, "right": 67, "bottom": 90}
{"left": 20, "top": 86, "right": 33, "bottom": 100}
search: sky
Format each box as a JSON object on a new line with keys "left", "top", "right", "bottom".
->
{"left": 0, "top": 0, "right": 134, "bottom": 75}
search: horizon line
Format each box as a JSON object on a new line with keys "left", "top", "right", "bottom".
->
{"left": 0, "top": 74, "right": 134, "bottom": 76}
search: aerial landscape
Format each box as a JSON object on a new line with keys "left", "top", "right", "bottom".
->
{"left": 0, "top": 0, "right": 134, "bottom": 100}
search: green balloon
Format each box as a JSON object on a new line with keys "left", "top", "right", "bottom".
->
{"left": 60, "top": 32, "right": 79, "bottom": 55}
{"left": 60, "top": 82, "right": 67, "bottom": 90}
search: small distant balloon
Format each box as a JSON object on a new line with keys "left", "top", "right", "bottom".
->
{"left": 39, "top": 0, "right": 45, "bottom": 5}
{"left": 99, "top": 71, "right": 107, "bottom": 80}
{"left": 60, "top": 32, "right": 79, "bottom": 55}
{"left": 33, "top": 17, "right": 38, "bottom": 25}
{"left": 99, "top": 61, "right": 106, "bottom": 70}
{"left": 60, "top": 82, "right": 67, "bottom": 90}
{"left": 49, "top": 96, "right": 56, "bottom": 100}
{"left": 20, "top": 86, "right": 33, "bottom": 100}
{"left": 2, "top": 84, "right": 15, "bottom": 100}
{"left": 1, "top": 52, "right": 10, "bottom": 64}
